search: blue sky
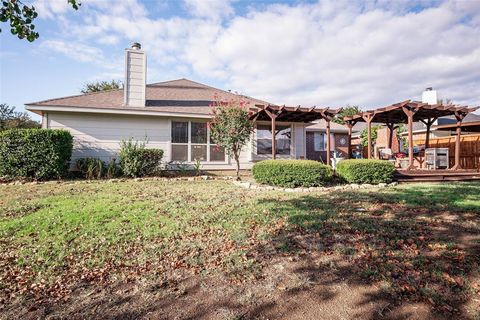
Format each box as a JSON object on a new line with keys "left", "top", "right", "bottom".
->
{"left": 1, "top": 0, "right": 480, "bottom": 120}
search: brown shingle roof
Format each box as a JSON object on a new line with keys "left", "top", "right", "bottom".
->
{"left": 26, "top": 78, "right": 271, "bottom": 115}
{"left": 306, "top": 120, "right": 349, "bottom": 132}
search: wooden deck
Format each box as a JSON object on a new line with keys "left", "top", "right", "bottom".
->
{"left": 394, "top": 169, "right": 480, "bottom": 182}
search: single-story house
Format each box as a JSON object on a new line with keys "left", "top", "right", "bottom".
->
{"left": 26, "top": 43, "right": 346, "bottom": 170}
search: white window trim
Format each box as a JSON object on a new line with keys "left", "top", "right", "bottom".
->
{"left": 169, "top": 120, "right": 228, "bottom": 164}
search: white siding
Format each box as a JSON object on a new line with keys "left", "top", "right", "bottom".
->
{"left": 124, "top": 49, "right": 146, "bottom": 107}
{"left": 294, "top": 123, "right": 306, "bottom": 158}
{"left": 46, "top": 112, "right": 258, "bottom": 170}
{"left": 48, "top": 112, "right": 169, "bottom": 164}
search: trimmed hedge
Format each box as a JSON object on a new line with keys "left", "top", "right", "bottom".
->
{"left": 252, "top": 159, "right": 333, "bottom": 187}
{"left": 336, "top": 159, "right": 395, "bottom": 184}
{"left": 0, "top": 129, "right": 73, "bottom": 180}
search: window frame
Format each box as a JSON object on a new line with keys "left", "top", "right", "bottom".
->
{"left": 255, "top": 123, "right": 292, "bottom": 156}
{"left": 170, "top": 120, "right": 227, "bottom": 163}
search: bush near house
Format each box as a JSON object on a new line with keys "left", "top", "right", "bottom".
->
{"left": 0, "top": 129, "right": 73, "bottom": 180}
{"left": 252, "top": 159, "right": 333, "bottom": 187}
{"left": 119, "top": 138, "right": 164, "bottom": 177}
{"left": 336, "top": 159, "right": 395, "bottom": 184}
{"left": 76, "top": 158, "right": 106, "bottom": 180}
{"left": 76, "top": 157, "right": 122, "bottom": 179}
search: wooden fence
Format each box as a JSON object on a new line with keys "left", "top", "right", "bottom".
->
{"left": 414, "top": 134, "right": 480, "bottom": 169}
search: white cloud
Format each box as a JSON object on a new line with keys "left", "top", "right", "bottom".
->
{"left": 36, "top": 0, "right": 480, "bottom": 108}
{"left": 33, "top": 0, "right": 71, "bottom": 19}
{"left": 39, "top": 40, "right": 121, "bottom": 70}
{"left": 184, "top": 0, "right": 234, "bottom": 20}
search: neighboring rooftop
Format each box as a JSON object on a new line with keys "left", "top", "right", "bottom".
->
{"left": 26, "top": 78, "right": 271, "bottom": 116}
{"left": 412, "top": 112, "right": 480, "bottom": 132}
{"left": 306, "top": 120, "right": 349, "bottom": 133}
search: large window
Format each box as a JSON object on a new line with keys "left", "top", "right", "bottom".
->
{"left": 171, "top": 121, "right": 225, "bottom": 162}
{"left": 257, "top": 124, "right": 291, "bottom": 155}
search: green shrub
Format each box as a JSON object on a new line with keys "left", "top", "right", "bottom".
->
{"left": 0, "top": 129, "right": 73, "bottom": 180}
{"left": 252, "top": 159, "right": 333, "bottom": 187}
{"left": 336, "top": 159, "right": 395, "bottom": 184}
{"left": 140, "top": 149, "right": 163, "bottom": 176}
{"left": 76, "top": 157, "right": 105, "bottom": 180}
{"left": 119, "top": 138, "right": 163, "bottom": 177}
{"left": 105, "top": 159, "right": 122, "bottom": 179}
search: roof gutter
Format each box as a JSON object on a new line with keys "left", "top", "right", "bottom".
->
{"left": 25, "top": 105, "right": 212, "bottom": 119}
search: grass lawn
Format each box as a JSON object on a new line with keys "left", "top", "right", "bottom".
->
{"left": 1, "top": 180, "right": 479, "bottom": 319}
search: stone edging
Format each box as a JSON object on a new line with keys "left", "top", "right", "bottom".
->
{"left": 231, "top": 180, "right": 398, "bottom": 192}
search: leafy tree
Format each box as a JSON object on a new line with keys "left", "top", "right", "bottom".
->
{"left": 81, "top": 80, "right": 122, "bottom": 94}
{"left": 333, "top": 105, "right": 361, "bottom": 124}
{"left": 0, "top": 103, "right": 40, "bottom": 130}
{"left": 0, "top": 0, "right": 80, "bottom": 42}
{"left": 209, "top": 98, "right": 253, "bottom": 180}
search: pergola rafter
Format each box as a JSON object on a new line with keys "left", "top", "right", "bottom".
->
{"left": 250, "top": 104, "right": 342, "bottom": 163}
{"left": 343, "top": 100, "right": 479, "bottom": 170}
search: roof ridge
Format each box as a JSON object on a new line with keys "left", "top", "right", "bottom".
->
{"left": 26, "top": 77, "right": 272, "bottom": 107}
{"left": 147, "top": 78, "right": 272, "bottom": 105}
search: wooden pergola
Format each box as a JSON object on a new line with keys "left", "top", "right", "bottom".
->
{"left": 343, "top": 100, "right": 479, "bottom": 170}
{"left": 249, "top": 104, "right": 342, "bottom": 165}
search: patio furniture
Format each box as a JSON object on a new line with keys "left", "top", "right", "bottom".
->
{"left": 425, "top": 148, "right": 449, "bottom": 169}
{"left": 378, "top": 148, "right": 393, "bottom": 160}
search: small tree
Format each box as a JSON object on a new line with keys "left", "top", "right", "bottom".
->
{"left": 333, "top": 105, "right": 361, "bottom": 124}
{"left": 0, "top": 104, "right": 40, "bottom": 130}
{"left": 81, "top": 80, "right": 122, "bottom": 94}
{"left": 209, "top": 98, "right": 253, "bottom": 180}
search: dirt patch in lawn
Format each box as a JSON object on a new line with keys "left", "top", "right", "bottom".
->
{"left": 3, "top": 254, "right": 436, "bottom": 320}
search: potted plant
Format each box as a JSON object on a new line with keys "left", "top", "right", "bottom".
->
{"left": 394, "top": 152, "right": 408, "bottom": 168}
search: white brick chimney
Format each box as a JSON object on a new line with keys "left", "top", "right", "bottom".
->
{"left": 124, "top": 42, "right": 146, "bottom": 107}
{"left": 421, "top": 87, "right": 438, "bottom": 105}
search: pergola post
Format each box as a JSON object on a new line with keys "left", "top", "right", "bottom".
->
{"left": 326, "top": 119, "right": 331, "bottom": 166}
{"left": 419, "top": 117, "right": 437, "bottom": 150}
{"left": 345, "top": 121, "right": 354, "bottom": 159}
{"left": 362, "top": 113, "right": 373, "bottom": 159}
{"left": 264, "top": 108, "right": 280, "bottom": 160}
{"left": 402, "top": 106, "right": 418, "bottom": 170}
{"left": 419, "top": 117, "right": 437, "bottom": 168}
{"left": 451, "top": 112, "right": 465, "bottom": 170}
{"left": 386, "top": 122, "right": 395, "bottom": 149}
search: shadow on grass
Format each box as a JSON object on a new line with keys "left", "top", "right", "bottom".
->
{"left": 250, "top": 182, "right": 480, "bottom": 319}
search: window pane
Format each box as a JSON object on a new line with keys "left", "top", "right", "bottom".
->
{"left": 172, "top": 122, "right": 188, "bottom": 143}
{"left": 256, "top": 125, "right": 272, "bottom": 139}
{"left": 210, "top": 145, "right": 225, "bottom": 161}
{"left": 276, "top": 126, "right": 291, "bottom": 155}
{"left": 314, "top": 132, "right": 324, "bottom": 151}
{"left": 171, "top": 144, "right": 188, "bottom": 161}
{"left": 191, "top": 122, "right": 207, "bottom": 144}
{"left": 192, "top": 144, "right": 207, "bottom": 161}
{"left": 257, "top": 124, "right": 291, "bottom": 155}
{"left": 257, "top": 139, "right": 272, "bottom": 154}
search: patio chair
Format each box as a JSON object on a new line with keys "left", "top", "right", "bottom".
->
{"left": 378, "top": 148, "right": 393, "bottom": 160}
